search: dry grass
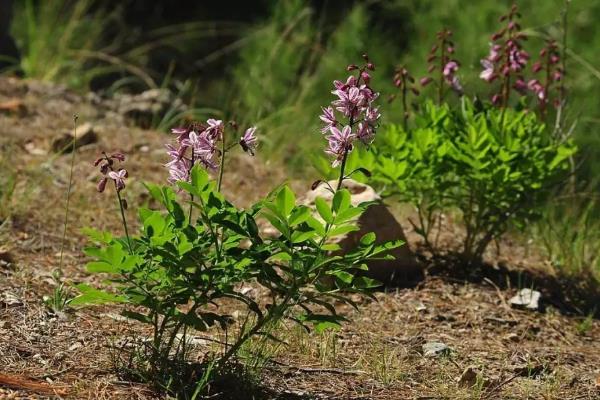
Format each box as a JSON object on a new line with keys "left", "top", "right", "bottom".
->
{"left": 0, "top": 76, "right": 599, "bottom": 399}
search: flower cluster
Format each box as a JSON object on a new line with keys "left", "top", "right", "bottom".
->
{"left": 320, "top": 55, "right": 380, "bottom": 167}
{"left": 390, "top": 65, "right": 419, "bottom": 128}
{"left": 421, "top": 28, "right": 463, "bottom": 100}
{"left": 529, "top": 39, "right": 563, "bottom": 110}
{"left": 479, "top": 4, "right": 530, "bottom": 106}
{"left": 94, "top": 152, "right": 128, "bottom": 193}
{"left": 165, "top": 120, "right": 258, "bottom": 183}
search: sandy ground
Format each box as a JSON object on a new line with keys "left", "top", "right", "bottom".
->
{"left": 0, "top": 76, "right": 598, "bottom": 399}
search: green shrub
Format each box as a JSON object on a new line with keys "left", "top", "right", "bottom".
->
{"left": 370, "top": 99, "right": 576, "bottom": 264}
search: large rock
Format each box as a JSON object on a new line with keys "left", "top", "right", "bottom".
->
{"left": 304, "top": 179, "right": 422, "bottom": 287}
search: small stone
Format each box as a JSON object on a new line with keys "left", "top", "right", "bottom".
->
{"left": 1, "top": 292, "right": 22, "bottom": 307}
{"left": 68, "top": 342, "right": 83, "bottom": 352}
{"left": 0, "top": 248, "right": 13, "bottom": 268}
{"left": 411, "top": 301, "right": 427, "bottom": 312}
{"left": 509, "top": 288, "right": 541, "bottom": 311}
{"left": 24, "top": 140, "right": 48, "bottom": 156}
{"left": 0, "top": 98, "right": 27, "bottom": 117}
{"left": 422, "top": 341, "right": 451, "bottom": 357}
{"left": 457, "top": 365, "right": 480, "bottom": 387}
{"left": 51, "top": 122, "right": 98, "bottom": 153}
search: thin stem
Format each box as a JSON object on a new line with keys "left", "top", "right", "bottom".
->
{"left": 335, "top": 148, "right": 349, "bottom": 192}
{"left": 217, "top": 135, "right": 226, "bottom": 192}
{"left": 189, "top": 149, "right": 195, "bottom": 224}
{"left": 559, "top": 0, "right": 568, "bottom": 110}
{"left": 438, "top": 39, "right": 445, "bottom": 105}
{"left": 58, "top": 115, "right": 79, "bottom": 275}
{"left": 115, "top": 189, "right": 132, "bottom": 254}
{"left": 402, "top": 81, "right": 408, "bottom": 131}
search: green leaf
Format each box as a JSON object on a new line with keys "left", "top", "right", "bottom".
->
{"left": 334, "top": 207, "right": 363, "bottom": 224}
{"left": 69, "top": 284, "right": 127, "bottom": 307}
{"left": 191, "top": 165, "right": 209, "bottom": 191}
{"left": 327, "top": 270, "right": 354, "bottom": 284}
{"left": 121, "top": 310, "right": 152, "bottom": 324}
{"left": 86, "top": 261, "right": 118, "bottom": 274}
{"left": 291, "top": 230, "right": 316, "bottom": 243}
{"left": 321, "top": 243, "right": 341, "bottom": 251}
{"left": 276, "top": 186, "right": 296, "bottom": 217}
{"left": 360, "top": 232, "right": 376, "bottom": 246}
{"left": 315, "top": 197, "right": 334, "bottom": 224}
{"left": 262, "top": 212, "right": 289, "bottom": 237}
{"left": 329, "top": 224, "right": 359, "bottom": 237}
{"left": 306, "top": 216, "right": 326, "bottom": 236}
{"left": 82, "top": 227, "right": 112, "bottom": 244}
{"left": 288, "top": 206, "right": 310, "bottom": 226}
{"left": 332, "top": 189, "right": 351, "bottom": 213}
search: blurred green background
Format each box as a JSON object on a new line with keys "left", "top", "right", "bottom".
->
{"left": 2, "top": 0, "right": 599, "bottom": 177}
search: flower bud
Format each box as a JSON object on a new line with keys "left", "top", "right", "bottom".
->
{"left": 111, "top": 152, "right": 125, "bottom": 162}
{"left": 366, "top": 62, "right": 375, "bottom": 71}
{"left": 311, "top": 180, "right": 323, "bottom": 190}
{"left": 361, "top": 71, "right": 371, "bottom": 84}
{"left": 97, "top": 177, "right": 107, "bottom": 193}
{"left": 420, "top": 77, "right": 433, "bottom": 86}
{"left": 347, "top": 64, "right": 358, "bottom": 71}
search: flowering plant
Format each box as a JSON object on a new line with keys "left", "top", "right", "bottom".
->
{"left": 74, "top": 58, "right": 400, "bottom": 395}
{"left": 420, "top": 28, "right": 463, "bottom": 102}
{"left": 371, "top": 98, "right": 576, "bottom": 263}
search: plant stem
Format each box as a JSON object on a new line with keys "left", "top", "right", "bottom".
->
{"left": 189, "top": 149, "right": 195, "bottom": 224}
{"left": 116, "top": 189, "right": 132, "bottom": 254}
{"left": 58, "top": 115, "right": 79, "bottom": 275}
{"left": 402, "top": 82, "right": 408, "bottom": 131}
{"left": 438, "top": 39, "right": 445, "bottom": 105}
{"left": 335, "top": 148, "right": 349, "bottom": 192}
{"left": 217, "top": 134, "right": 226, "bottom": 192}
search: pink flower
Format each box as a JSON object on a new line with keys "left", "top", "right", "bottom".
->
{"left": 528, "top": 79, "right": 546, "bottom": 100}
{"left": 319, "top": 106, "right": 337, "bottom": 133}
{"left": 167, "top": 158, "right": 191, "bottom": 184}
{"left": 326, "top": 126, "right": 355, "bottom": 167}
{"left": 108, "top": 169, "right": 128, "bottom": 192}
{"left": 203, "top": 119, "right": 224, "bottom": 140}
{"left": 171, "top": 127, "right": 190, "bottom": 142}
{"left": 182, "top": 131, "right": 217, "bottom": 161}
{"left": 443, "top": 61, "right": 459, "bottom": 78}
{"left": 479, "top": 59, "right": 495, "bottom": 82}
{"left": 332, "top": 86, "right": 364, "bottom": 118}
{"left": 356, "top": 122, "right": 375, "bottom": 145}
{"left": 333, "top": 76, "right": 358, "bottom": 91}
{"left": 240, "top": 127, "right": 258, "bottom": 156}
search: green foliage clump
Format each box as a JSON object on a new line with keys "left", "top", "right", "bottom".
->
{"left": 73, "top": 166, "right": 399, "bottom": 395}
{"left": 370, "top": 99, "right": 576, "bottom": 263}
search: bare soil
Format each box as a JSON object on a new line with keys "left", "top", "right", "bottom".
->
{"left": 0, "top": 77, "right": 599, "bottom": 399}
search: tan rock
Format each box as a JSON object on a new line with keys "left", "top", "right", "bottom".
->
{"left": 304, "top": 179, "right": 422, "bottom": 286}
{"left": 51, "top": 122, "right": 97, "bottom": 153}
